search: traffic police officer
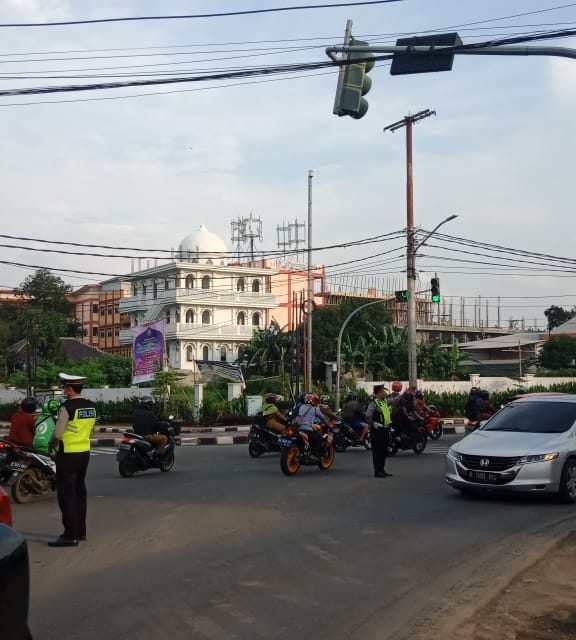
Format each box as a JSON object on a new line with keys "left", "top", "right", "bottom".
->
{"left": 365, "top": 384, "right": 393, "bottom": 478}
{"left": 48, "top": 373, "right": 97, "bottom": 547}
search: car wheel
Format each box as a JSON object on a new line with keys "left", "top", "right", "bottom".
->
{"left": 558, "top": 458, "right": 576, "bottom": 504}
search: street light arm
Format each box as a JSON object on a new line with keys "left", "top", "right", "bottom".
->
{"left": 335, "top": 299, "right": 387, "bottom": 410}
{"left": 414, "top": 214, "right": 458, "bottom": 254}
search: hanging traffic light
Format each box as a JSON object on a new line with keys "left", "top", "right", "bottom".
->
{"left": 395, "top": 290, "right": 409, "bottom": 302}
{"left": 333, "top": 38, "right": 375, "bottom": 119}
{"left": 431, "top": 277, "right": 440, "bottom": 303}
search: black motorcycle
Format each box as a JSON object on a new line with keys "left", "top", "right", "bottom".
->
{"left": 278, "top": 426, "right": 335, "bottom": 476}
{"left": 387, "top": 424, "right": 427, "bottom": 456}
{"left": 116, "top": 417, "right": 180, "bottom": 477}
{"left": 248, "top": 421, "right": 283, "bottom": 457}
{"left": 0, "top": 439, "right": 56, "bottom": 503}
{"left": 333, "top": 419, "right": 371, "bottom": 452}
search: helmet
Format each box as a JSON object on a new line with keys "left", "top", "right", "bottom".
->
{"left": 469, "top": 387, "right": 480, "bottom": 396}
{"left": 305, "top": 393, "right": 319, "bottom": 407}
{"left": 265, "top": 392, "right": 277, "bottom": 403}
{"left": 415, "top": 390, "right": 424, "bottom": 400}
{"left": 391, "top": 381, "right": 403, "bottom": 393}
{"left": 43, "top": 398, "right": 60, "bottom": 416}
{"left": 479, "top": 390, "right": 490, "bottom": 400}
{"left": 345, "top": 392, "right": 357, "bottom": 402}
{"left": 139, "top": 395, "right": 155, "bottom": 409}
{"left": 21, "top": 396, "right": 37, "bottom": 414}
{"left": 320, "top": 395, "right": 331, "bottom": 405}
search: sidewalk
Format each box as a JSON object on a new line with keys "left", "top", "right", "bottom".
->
{"left": 0, "top": 419, "right": 466, "bottom": 447}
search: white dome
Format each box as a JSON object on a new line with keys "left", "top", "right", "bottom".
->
{"left": 177, "top": 225, "right": 228, "bottom": 265}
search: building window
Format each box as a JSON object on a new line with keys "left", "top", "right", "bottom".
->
{"left": 114, "top": 328, "right": 120, "bottom": 337}
{"left": 132, "top": 284, "right": 138, "bottom": 297}
{"left": 252, "top": 312, "right": 261, "bottom": 327}
{"left": 186, "top": 275, "right": 195, "bottom": 289}
{"left": 220, "top": 346, "right": 227, "bottom": 362}
{"left": 202, "top": 310, "right": 211, "bottom": 324}
{"left": 92, "top": 327, "right": 98, "bottom": 337}
{"left": 252, "top": 279, "right": 261, "bottom": 293}
{"left": 107, "top": 305, "right": 113, "bottom": 316}
{"left": 107, "top": 328, "right": 112, "bottom": 338}
{"left": 202, "top": 345, "right": 209, "bottom": 360}
{"left": 175, "top": 277, "right": 181, "bottom": 288}
{"left": 92, "top": 304, "right": 99, "bottom": 314}
{"left": 237, "top": 278, "right": 245, "bottom": 292}
{"left": 175, "top": 310, "right": 181, "bottom": 323}
{"left": 237, "top": 312, "right": 246, "bottom": 326}
{"left": 142, "top": 283, "right": 147, "bottom": 296}
{"left": 153, "top": 282, "right": 158, "bottom": 299}
{"left": 165, "top": 279, "right": 170, "bottom": 290}
{"left": 165, "top": 310, "right": 171, "bottom": 324}
{"left": 202, "top": 275, "right": 211, "bottom": 290}
{"left": 186, "top": 345, "right": 194, "bottom": 362}
{"left": 100, "top": 306, "right": 105, "bottom": 317}
{"left": 99, "top": 329, "right": 105, "bottom": 338}
{"left": 185, "top": 309, "right": 195, "bottom": 323}
{"left": 114, "top": 304, "right": 119, "bottom": 314}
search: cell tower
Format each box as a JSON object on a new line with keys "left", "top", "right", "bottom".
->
{"left": 276, "top": 218, "right": 306, "bottom": 263}
{"left": 230, "top": 211, "right": 263, "bottom": 263}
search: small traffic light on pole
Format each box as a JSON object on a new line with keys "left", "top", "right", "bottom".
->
{"left": 333, "top": 38, "right": 375, "bottom": 119}
{"left": 395, "top": 290, "right": 409, "bottom": 302}
{"left": 431, "top": 277, "right": 440, "bottom": 303}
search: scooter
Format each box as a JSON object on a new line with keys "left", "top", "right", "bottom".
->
{"left": 332, "top": 419, "right": 371, "bottom": 452}
{"left": 0, "top": 439, "right": 56, "bottom": 503}
{"left": 116, "top": 417, "right": 180, "bottom": 477}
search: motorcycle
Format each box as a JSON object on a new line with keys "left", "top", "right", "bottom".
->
{"left": 248, "top": 421, "right": 283, "bottom": 457}
{"left": 0, "top": 439, "right": 56, "bottom": 504}
{"left": 278, "top": 426, "right": 335, "bottom": 476}
{"left": 332, "top": 419, "right": 371, "bottom": 452}
{"left": 387, "top": 424, "right": 427, "bottom": 456}
{"left": 423, "top": 405, "right": 444, "bottom": 440}
{"left": 116, "top": 417, "right": 180, "bottom": 477}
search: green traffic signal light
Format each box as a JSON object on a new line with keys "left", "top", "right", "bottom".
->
{"left": 431, "top": 277, "right": 440, "bottom": 303}
{"left": 333, "top": 38, "right": 375, "bottom": 119}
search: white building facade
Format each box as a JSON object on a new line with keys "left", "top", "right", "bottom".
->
{"left": 119, "top": 226, "right": 277, "bottom": 373}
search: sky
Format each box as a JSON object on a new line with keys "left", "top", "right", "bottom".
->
{"left": 0, "top": 0, "right": 575, "bottom": 330}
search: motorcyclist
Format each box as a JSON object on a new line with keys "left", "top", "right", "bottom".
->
{"left": 8, "top": 396, "right": 37, "bottom": 448}
{"left": 296, "top": 393, "right": 331, "bottom": 459}
{"left": 33, "top": 398, "right": 60, "bottom": 454}
{"left": 397, "top": 389, "right": 421, "bottom": 442}
{"left": 465, "top": 387, "right": 481, "bottom": 422}
{"left": 262, "top": 392, "right": 287, "bottom": 434}
{"left": 478, "top": 389, "right": 496, "bottom": 421}
{"left": 387, "top": 381, "right": 404, "bottom": 426}
{"left": 319, "top": 395, "right": 338, "bottom": 421}
{"left": 341, "top": 392, "right": 368, "bottom": 443}
{"left": 132, "top": 396, "right": 168, "bottom": 455}
{"left": 414, "top": 390, "right": 430, "bottom": 417}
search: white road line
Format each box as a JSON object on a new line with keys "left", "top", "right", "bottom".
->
{"left": 90, "top": 448, "right": 117, "bottom": 456}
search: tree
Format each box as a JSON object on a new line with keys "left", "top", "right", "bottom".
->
{"left": 539, "top": 335, "right": 576, "bottom": 370}
{"left": 238, "top": 321, "right": 291, "bottom": 379}
{"left": 544, "top": 305, "right": 576, "bottom": 333}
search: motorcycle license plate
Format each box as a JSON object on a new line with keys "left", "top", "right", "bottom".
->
{"left": 9, "top": 461, "right": 28, "bottom": 471}
{"left": 117, "top": 444, "right": 131, "bottom": 450}
{"left": 277, "top": 438, "right": 293, "bottom": 448}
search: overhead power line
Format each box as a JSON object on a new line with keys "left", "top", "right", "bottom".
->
{"left": 0, "top": 1, "right": 403, "bottom": 28}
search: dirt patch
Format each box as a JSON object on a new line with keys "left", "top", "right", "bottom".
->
{"left": 457, "top": 532, "right": 576, "bottom": 640}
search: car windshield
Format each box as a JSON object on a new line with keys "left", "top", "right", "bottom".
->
{"left": 481, "top": 401, "right": 576, "bottom": 434}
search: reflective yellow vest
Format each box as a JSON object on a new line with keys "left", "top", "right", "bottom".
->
{"left": 60, "top": 398, "right": 97, "bottom": 453}
{"left": 375, "top": 399, "right": 392, "bottom": 427}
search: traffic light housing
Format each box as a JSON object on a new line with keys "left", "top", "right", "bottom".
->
{"left": 431, "top": 278, "right": 440, "bottom": 303}
{"left": 333, "top": 38, "right": 375, "bottom": 119}
{"left": 395, "top": 290, "right": 409, "bottom": 302}
{"left": 390, "top": 32, "right": 463, "bottom": 76}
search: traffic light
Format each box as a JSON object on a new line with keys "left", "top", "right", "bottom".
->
{"left": 333, "top": 38, "right": 375, "bottom": 119}
{"left": 431, "top": 278, "right": 440, "bottom": 303}
{"left": 390, "top": 32, "right": 463, "bottom": 76}
{"left": 395, "top": 290, "right": 409, "bottom": 302}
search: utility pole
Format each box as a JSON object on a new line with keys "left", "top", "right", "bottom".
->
{"left": 306, "top": 169, "right": 314, "bottom": 391}
{"left": 384, "top": 109, "right": 435, "bottom": 390}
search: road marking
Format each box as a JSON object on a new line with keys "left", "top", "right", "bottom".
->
{"left": 90, "top": 448, "right": 117, "bottom": 456}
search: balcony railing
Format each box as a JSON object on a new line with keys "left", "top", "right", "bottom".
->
{"left": 120, "top": 323, "right": 256, "bottom": 344}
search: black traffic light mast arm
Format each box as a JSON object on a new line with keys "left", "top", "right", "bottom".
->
{"left": 326, "top": 44, "right": 576, "bottom": 61}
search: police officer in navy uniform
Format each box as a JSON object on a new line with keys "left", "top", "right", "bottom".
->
{"left": 48, "top": 373, "right": 97, "bottom": 547}
{"left": 365, "top": 384, "right": 393, "bottom": 478}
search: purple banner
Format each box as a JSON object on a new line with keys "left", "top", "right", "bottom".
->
{"left": 132, "top": 320, "right": 165, "bottom": 384}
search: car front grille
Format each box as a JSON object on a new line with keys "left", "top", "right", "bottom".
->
{"left": 460, "top": 454, "right": 521, "bottom": 471}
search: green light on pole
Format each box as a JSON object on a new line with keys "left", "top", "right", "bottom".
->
{"left": 431, "top": 277, "right": 440, "bottom": 303}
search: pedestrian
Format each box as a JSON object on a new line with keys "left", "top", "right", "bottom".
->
{"left": 48, "top": 373, "right": 97, "bottom": 548}
{"left": 8, "top": 396, "right": 37, "bottom": 448}
{"left": 365, "top": 384, "right": 393, "bottom": 478}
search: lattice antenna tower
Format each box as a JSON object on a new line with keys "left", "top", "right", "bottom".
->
{"left": 230, "top": 211, "right": 263, "bottom": 263}
{"left": 230, "top": 217, "right": 246, "bottom": 262}
{"left": 276, "top": 221, "right": 291, "bottom": 263}
{"left": 289, "top": 219, "right": 306, "bottom": 261}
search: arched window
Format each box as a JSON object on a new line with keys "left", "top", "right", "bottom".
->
{"left": 202, "top": 345, "right": 209, "bottom": 360}
{"left": 220, "top": 346, "right": 227, "bottom": 362}
{"left": 165, "top": 310, "right": 171, "bottom": 324}
{"left": 186, "top": 345, "right": 194, "bottom": 362}
{"left": 252, "top": 279, "right": 260, "bottom": 293}
{"left": 202, "top": 310, "right": 211, "bottom": 324}
{"left": 202, "top": 275, "right": 211, "bottom": 290}
{"left": 252, "top": 312, "right": 261, "bottom": 327}
{"left": 175, "top": 309, "right": 181, "bottom": 324}
{"left": 142, "top": 283, "right": 147, "bottom": 296}
{"left": 237, "top": 278, "right": 246, "bottom": 292}
{"left": 185, "top": 309, "right": 195, "bottom": 323}
{"left": 237, "top": 312, "right": 246, "bottom": 326}
{"left": 185, "top": 275, "right": 195, "bottom": 289}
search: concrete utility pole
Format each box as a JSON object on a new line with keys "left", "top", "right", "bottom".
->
{"left": 384, "top": 109, "right": 435, "bottom": 390}
{"left": 306, "top": 169, "right": 314, "bottom": 391}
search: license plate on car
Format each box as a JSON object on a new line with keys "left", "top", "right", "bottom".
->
{"left": 468, "top": 470, "right": 498, "bottom": 483}
{"left": 277, "top": 438, "right": 293, "bottom": 448}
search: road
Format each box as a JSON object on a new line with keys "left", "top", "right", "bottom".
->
{"left": 12, "top": 437, "right": 576, "bottom": 640}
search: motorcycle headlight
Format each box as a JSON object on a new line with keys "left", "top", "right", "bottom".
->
{"left": 518, "top": 452, "right": 559, "bottom": 465}
{"left": 447, "top": 448, "right": 462, "bottom": 462}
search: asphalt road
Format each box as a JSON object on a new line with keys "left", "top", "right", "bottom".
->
{"left": 12, "top": 437, "right": 576, "bottom": 640}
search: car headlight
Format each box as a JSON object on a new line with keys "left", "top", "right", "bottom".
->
{"left": 447, "top": 448, "right": 462, "bottom": 462}
{"left": 518, "top": 452, "right": 559, "bottom": 465}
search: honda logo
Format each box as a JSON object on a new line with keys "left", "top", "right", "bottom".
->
{"left": 479, "top": 458, "right": 490, "bottom": 467}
